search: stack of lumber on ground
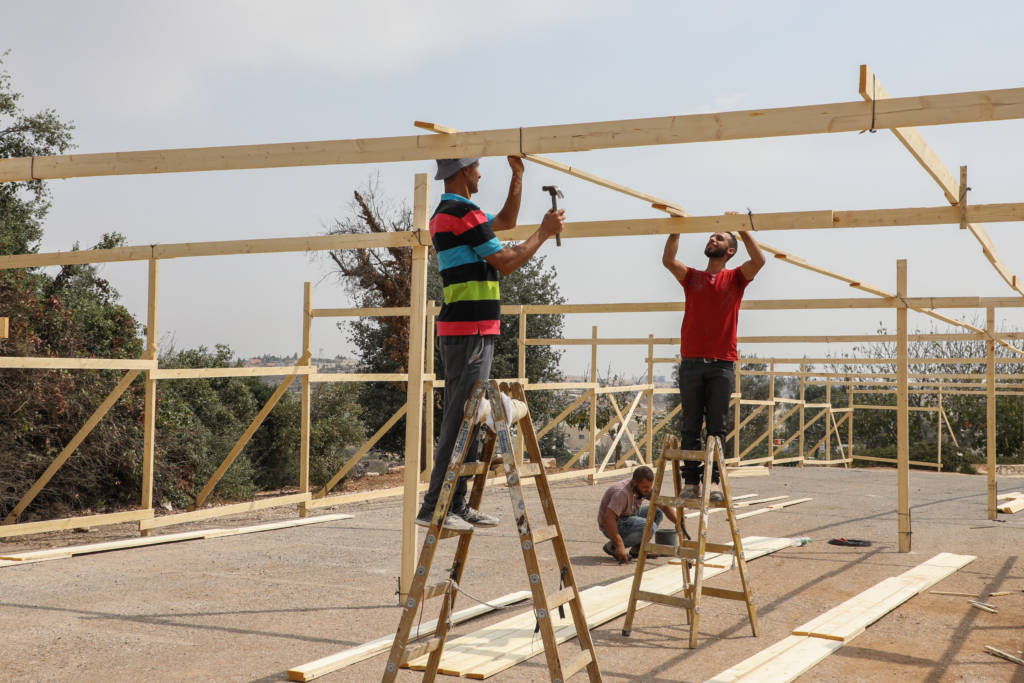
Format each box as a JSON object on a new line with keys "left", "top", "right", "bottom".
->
{"left": 286, "top": 591, "right": 532, "bottom": 681}
{"left": 996, "top": 491, "right": 1024, "bottom": 514}
{"left": 405, "top": 536, "right": 791, "bottom": 678}
{"left": 707, "top": 552, "right": 976, "bottom": 682}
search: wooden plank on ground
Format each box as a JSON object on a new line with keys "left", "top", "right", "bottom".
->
{"left": 286, "top": 591, "right": 531, "bottom": 681}
{"left": 201, "top": 513, "right": 353, "bottom": 538}
{"left": 0, "top": 528, "right": 219, "bottom": 561}
{"left": 0, "top": 554, "right": 72, "bottom": 567}
{"left": 709, "top": 552, "right": 975, "bottom": 681}
{"left": 996, "top": 497, "right": 1024, "bottom": 513}
{"left": 405, "top": 537, "right": 790, "bottom": 678}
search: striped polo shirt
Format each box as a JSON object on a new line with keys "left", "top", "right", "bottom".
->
{"left": 430, "top": 193, "right": 504, "bottom": 336}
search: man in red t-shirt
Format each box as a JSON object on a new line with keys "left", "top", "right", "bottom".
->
{"left": 662, "top": 218, "right": 765, "bottom": 498}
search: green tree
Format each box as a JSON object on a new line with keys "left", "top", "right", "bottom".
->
{"left": 0, "top": 55, "right": 150, "bottom": 520}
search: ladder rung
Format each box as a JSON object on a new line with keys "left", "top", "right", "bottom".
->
{"left": 401, "top": 637, "right": 441, "bottom": 664}
{"left": 560, "top": 649, "right": 594, "bottom": 680}
{"left": 662, "top": 448, "right": 708, "bottom": 462}
{"left": 532, "top": 524, "right": 560, "bottom": 544}
{"left": 680, "top": 540, "right": 734, "bottom": 554}
{"left": 438, "top": 526, "right": 473, "bottom": 539}
{"left": 459, "top": 462, "right": 488, "bottom": 476}
{"left": 637, "top": 590, "right": 693, "bottom": 610}
{"left": 645, "top": 542, "right": 682, "bottom": 557}
{"left": 654, "top": 495, "right": 690, "bottom": 507}
{"left": 517, "top": 462, "right": 542, "bottom": 478}
{"left": 422, "top": 580, "right": 450, "bottom": 601}
{"left": 702, "top": 586, "right": 751, "bottom": 602}
{"left": 547, "top": 586, "right": 576, "bottom": 610}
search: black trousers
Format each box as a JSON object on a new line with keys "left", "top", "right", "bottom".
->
{"left": 419, "top": 334, "right": 495, "bottom": 516}
{"left": 678, "top": 358, "right": 735, "bottom": 485}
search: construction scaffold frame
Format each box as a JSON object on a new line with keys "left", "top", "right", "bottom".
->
{"left": 1, "top": 66, "right": 1022, "bottom": 600}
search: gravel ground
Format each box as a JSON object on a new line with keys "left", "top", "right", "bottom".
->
{"left": 2, "top": 466, "right": 1023, "bottom": 682}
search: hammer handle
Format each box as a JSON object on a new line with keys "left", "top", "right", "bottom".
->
{"left": 550, "top": 195, "right": 562, "bottom": 247}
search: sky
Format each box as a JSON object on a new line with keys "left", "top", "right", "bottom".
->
{"left": 4, "top": 0, "right": 1024, "bottom": 379}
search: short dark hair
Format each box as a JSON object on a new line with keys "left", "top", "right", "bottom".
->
{"left": 632, "top": 466, "right": 655, "bottom": 483}
{"left": 725, "top": 232, "right": 738, "bottom": 252}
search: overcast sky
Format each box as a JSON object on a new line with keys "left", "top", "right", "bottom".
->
{"left": 4, "top": 0, "right": 1024, "bottom": 378}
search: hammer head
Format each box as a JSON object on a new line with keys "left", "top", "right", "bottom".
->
{"left": 541, "top": 185, "right": 563, "bottom": 199}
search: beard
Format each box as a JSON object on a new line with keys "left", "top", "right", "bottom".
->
{"left": 705, "top": 244, "right": 728, "bottom": 258}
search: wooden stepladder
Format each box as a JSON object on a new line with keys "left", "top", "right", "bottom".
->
{"left": 620, "top": 436, "right": 758, "bottom": 649}
{"left": 382, "top": 380, "right": 602, "bottom": 683}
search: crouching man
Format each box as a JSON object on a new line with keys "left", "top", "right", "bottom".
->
{"left": 598, "top": 466, "right": 678, "bottom": 563}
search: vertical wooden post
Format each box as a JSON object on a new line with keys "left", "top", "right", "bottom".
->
{"left": 896, "top": 259, "right": 911, "bottom": 552}
{"left": 734, "top": 362, "right": 742, "bottom": 461}
{"left": 847, "top": 376, "right": 854, "bottom": 468}
{"left": 400, "top": 173, "right": 430, "bottom": 603}
{"left": 588, "top": 325, "right": 598, "bottom": 484}
{"left": 515, "top": 308, "right": 526, "bottom": 466}
{"left": 647, "top": 334, "right": 654, "bottom": 464}
{"left": 767, "top": 361, "right": 775, "bottom": 467}
{"left": 798, "top": 362, "right": 806, "bottom": 464}
{"left": 936, "top": 379, "right": 943, "bottom": 470}
{"left": 825, "top": 381, "right": 832, "bottom": 463}
{"left": 140, "top": 259, "right": 159, "bottom": 534}
{"left": 298, "top": 282, "right": 312, "bottom": 517}
{"left": 421, "top": 304, "right": 436, "bottom": 484}
{"left": 986, "top": 307, "right": 997, "bottom": 521}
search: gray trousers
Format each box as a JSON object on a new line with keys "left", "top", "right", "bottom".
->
{"left": 419, "top": 334, "right": 495, "bottom": 516}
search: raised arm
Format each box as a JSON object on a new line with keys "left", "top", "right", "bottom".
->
{"left": 489, "top": 156, "right": 524, "bottom": 232}
{"left": 662, "top": 234, "right": 688, "bottom": 281}
{"left": 737, "top": 230, "right": 766, "bottom": 281}
{"left": 485, "top": 209, "right": 564, "bottom": 276}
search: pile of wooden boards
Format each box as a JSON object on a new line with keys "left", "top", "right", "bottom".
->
{"left": 708, "top": 552, "right": 976, "bottom": 682}
{"left": 996, "top": 491, "right": 1023, "bottom": 514}
{"left": 404, "top": 536, "right": 792, "bottom": 679}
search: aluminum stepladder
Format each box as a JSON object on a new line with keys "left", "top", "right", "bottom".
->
{"left": 620, "top": 435, "right": 758, "bottom": 649}
{"left": 382, "top": 379, "right": 602, "bottom": 683}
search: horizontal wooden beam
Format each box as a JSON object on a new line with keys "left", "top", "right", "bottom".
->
{"left": 5, "top": 86, "right": 1024, "bottom": 182}
{"left": 0, "top": 357, "right": 156, "bottom": 370}
{"left": 3, "top": 202, "right": 1024, "bottom": 271}
{"left": 139, "top": 492, "right": 311, "bottom": 530}
{"left": 415, "top": 120, "right": 689, "bottom": 217}
{"left": 0, "top": 508, "right": 153, "bottom": 538}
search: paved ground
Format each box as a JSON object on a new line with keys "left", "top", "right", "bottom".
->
{"left": 2, "top": 466, "right": 1023, "bottom": 682}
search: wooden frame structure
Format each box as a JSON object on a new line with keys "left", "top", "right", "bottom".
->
{"left": 2, "top": 67, "right": 1023, "bottom": 595}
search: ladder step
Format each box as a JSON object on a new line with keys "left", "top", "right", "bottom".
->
{"left": 517, "top": 462, "right": 543, "bottom": 478}
{"left": 546, "top": 586, "right": 576, "bottom": 611}
{"left": 662, "top": 447, "right": 708, "bottom": 462}
{"left": 702, "top": 586, "right": 751, "bottom": 602}
{"left": 421, "top": 580, "right": 451, "bottom": 601}
{"left": 459, "top": 462, "right": 488, "bottom": 476}
{"left": 401, "top": 637, "right": 441, "bottom": 665}
{"left": 532, "top": 524, "right": 560, "bottom": 544}
{"left": 438, "top": 526, "right": 474, "bottom": 539}
{"left": 636, "top": 590, "right": 693, "bottom": 610}
{"left": 655, "top": 495, "right": 728, "bottom": 509}
{"left": 680, "top": 540, "right": 734, "bottom": 554}
{"left": 560, "top": 649, "right": 594, "bottom": 680}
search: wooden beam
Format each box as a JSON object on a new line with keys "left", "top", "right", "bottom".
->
{"left": 0, "top": 508, "right": 153, "bottom": 539}
{"left": 0, "top": 357, "right": 157, "bottom": 370}
{"left": 140, "top": 492, "right": 311, "bottom": 530}
{"left": 5, "top": 202, "right": 1024, "bottom": 271}
{"left": 400, "top": 173, "right": 429, "bottom": 603}
{"left": 0, "top": 316, "right": 8, "bottom": 339}
{"left": 6, "top": 86, "right": 1024, "bottom": 181}
{"left": 987, "top": 307, "right": 997, "bottom": 520}
{"left": 860, "top": 65, "right": 1024, "bottom": 297}
{"left": 414, "top": 120, "right": 690, "bottom": 217}
{"left": 897, "top": 260, "right": 911, "bottom": 552}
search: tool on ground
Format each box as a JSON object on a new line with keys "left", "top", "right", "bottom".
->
{"left": 382, "top": 380, "right": 602, "bottom": 682}
{"left": 621, "top": 435, "right": 758, "bottom": 649}
{"left": 541, "top": 185, "right": 563, "bottom": 247}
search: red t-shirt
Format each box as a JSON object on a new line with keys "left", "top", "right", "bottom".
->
{"left": 679, "top": 267, "right": 749, "bottom": 361}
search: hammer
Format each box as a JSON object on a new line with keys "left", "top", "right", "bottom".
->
{"left": 541, "top": 185, "right": 563, "bottom": 247}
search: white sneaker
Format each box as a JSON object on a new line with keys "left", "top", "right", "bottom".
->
{"left": 455, "top": 507, "right": 500, "bottom": 527}
{"left": 415, "top": 512, "right": 474, "bottom": 532}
